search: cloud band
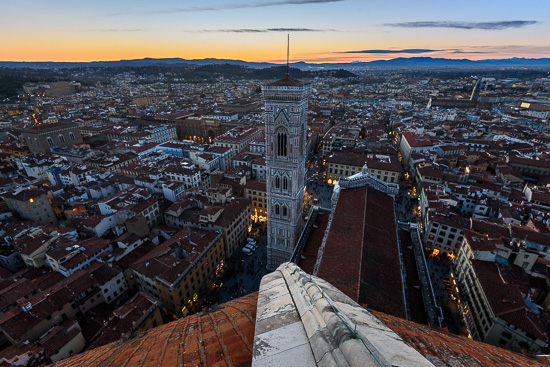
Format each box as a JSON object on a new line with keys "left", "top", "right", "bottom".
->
{"left": 385, "top": 20, "right": 538, "bottom": 30}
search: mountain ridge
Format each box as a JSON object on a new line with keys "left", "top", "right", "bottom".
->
{"left": 1, "top": 57, "right": 550, "bottom": 70}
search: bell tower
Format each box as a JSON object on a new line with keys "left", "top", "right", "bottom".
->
{"left": 263, "top": 72, "right": 310, "bottom": 271}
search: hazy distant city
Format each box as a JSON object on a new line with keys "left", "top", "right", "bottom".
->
{"left": 0, "top": 58, "right": 549, "bottom": 366}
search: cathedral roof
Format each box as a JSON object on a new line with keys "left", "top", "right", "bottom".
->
{"left": 51, "top": 263, "right": 549, "bottom": 367}
{"left": 52, "top": 293, "right": 257, "bottom": 367}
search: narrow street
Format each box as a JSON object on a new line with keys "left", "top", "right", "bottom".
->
{"left": 209, "top": 230, "right": 269, "bottom": 305}
{"left": 394, "top": 172, "right": 467, "bottom": 336}
{"left": 425, "top": 254, "right": 469, "bottom": 336}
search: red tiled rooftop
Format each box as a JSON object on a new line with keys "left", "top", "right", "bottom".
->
{"left": 315, "top": 186, "right": 404, "bottom": 318}
{"left": 316, "top": 186, "right": 367, "bottom": 302}
{"left": 244, "top": 179, "right": 266, "bottom": 191}
{"left": 266, "top": 75, "right": 305, "bottom": 87}
{"left": 359, "top": 187, "right": 405, "bottom": 319}
{"left": 373, "top": 310, "right": 549, "bottom": 367}
{"left": 472, "top": 260, "right": 549, "bottom": 342}
{"left": 52, "top": 292, "right": 258, "bottom": 367}
{"left": 50, "top": 276, "right": 550, "bottom": 367}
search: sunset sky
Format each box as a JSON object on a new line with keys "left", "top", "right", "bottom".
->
{"left": 2, "top": 0, "right": 549, "bottom": 63}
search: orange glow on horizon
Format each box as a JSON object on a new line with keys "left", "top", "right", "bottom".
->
{"left": 1, "top": 0, "right": 547, "bottom": 65}
{"left": 5, "top": 50, "right": 530, "bottom": 64}
{"left": 3, "top": 33, "right": 547, "bottom": 63}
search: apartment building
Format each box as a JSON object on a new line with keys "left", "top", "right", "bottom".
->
{"left": 163, "top": 196, "right": 251, "bottom": 257}
{"left": 131, "top": 228, "right": 225, "bottom": 316}
{"left": 213, "top": 126, "right": 262, "bottom": 157}
{"left": 164, "top": 163, "right": 205, "bottom": 190}
{"left": 398, "top": 132, "right": 438, "bottom": 164}
{"left": 423, "top": 212, "right": 468, "bottom": 255}
{"left": 47, "top": 165, "right": 93, "bottom": 187}
{"left": 2, "top": 188, "right": 58, "bottom": 226}
{"left": 325, "top": 151, "right": 402, "bottom": 185}
{"left": 14, "top": 234, "right": 60, "bottom": 270}
{"left": 45, "top": 238, "right": 113, "bottom": 277}
{"left": 452, "top": 232, "right": 549, "bottom": 354}
{"left": 244, "top": 180, "right": 267, "bottom": 222}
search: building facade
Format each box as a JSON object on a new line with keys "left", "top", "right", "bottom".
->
{"left": 452, "top": 237, "right": 549, "bottom": 354}
{"left": 244, "top": 180, "right": 267, "bottom": 222}
{"left": 2, "top": 188, "right": 58, "bottom": 226}
{"left": 263, "top": 75, "right": 309, "bottom": 270}
{"left": 21, "top": 122, "right": 83, "bottom": 154}
{"left": 213, "top": 126, "right": 262, "bottom": 157}
{"left": 324, "top": 152, "right": 402, "bottom": 186}
{"left": 131, "top": 228, "right": 225, "bottom": 316}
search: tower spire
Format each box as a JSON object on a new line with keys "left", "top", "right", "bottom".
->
{"left": 286, "top": 34, "right": 290, "bottom": 77}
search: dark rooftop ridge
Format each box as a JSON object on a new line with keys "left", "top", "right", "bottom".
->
{"left": 267, "top": 75, "right": 305, "bottom": 87}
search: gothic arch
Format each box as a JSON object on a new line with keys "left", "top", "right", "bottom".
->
{"left": 275, "top": 108, "right": 289, "bottom": 124}
{"left": 276, "top": 127, "right": 288, "bottom": 157}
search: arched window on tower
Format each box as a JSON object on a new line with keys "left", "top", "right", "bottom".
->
{"left": 283, "top": 177, "right": 288, "bottom": 191}
{"left": 275, "top": 204, "right": 280, "bottom": 216}
{"left": 277, "top": 130, "right": 288, "bottom": 157}
{"left": 275, "top": 175, "right": 280, "bottom": 189}
{"left": 282, "top": 206, "right": 288, "bottom": 217}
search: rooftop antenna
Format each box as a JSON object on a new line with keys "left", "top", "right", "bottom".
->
{"left": 286, "top": 34, "right": 290, "bottom": 77}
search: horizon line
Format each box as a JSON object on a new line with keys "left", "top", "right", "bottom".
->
{"left": 0, "top": 55, "right": 547, "bottom": 65}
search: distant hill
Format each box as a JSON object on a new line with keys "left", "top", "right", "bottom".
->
{"left": 0, "top": 58, "right": 276, "bottom": 69}
{"left": 366, "top": 57, "right": 550, "bottom": 68}
{"left": 1, "top": 57, "right": 550, "bottom": 70}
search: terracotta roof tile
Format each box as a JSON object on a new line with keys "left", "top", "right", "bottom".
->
{"left": 314, "top": 186, "right": 404, "bottom": 318}
{"left": 373, "top": 310, "right": 548, "bottom": 367}
{"left": 51, "top": 293, "right": 257, "bottom": 367}
{"left": 50, "top": 265, "right": 550, "bottom": 367}
{"left": 359, "top": 187, "right": 405, "bottom": 318}
{"left": 316, "top": 186, "right": 367, "bottom": 301}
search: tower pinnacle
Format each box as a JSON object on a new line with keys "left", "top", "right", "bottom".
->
{"left": 286, "top": 34, "right": 290, "bottom": 77}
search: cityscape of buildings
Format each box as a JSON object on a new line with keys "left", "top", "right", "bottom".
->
{"left": 0, "top": 60, "right": 549, "bottom": 366}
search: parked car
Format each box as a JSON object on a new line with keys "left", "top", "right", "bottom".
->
{"left": 244, "top": 244, "right": 255, "bottom": 252}
{"left": 242, "top": 247, "right": 252, "bottom": 255}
